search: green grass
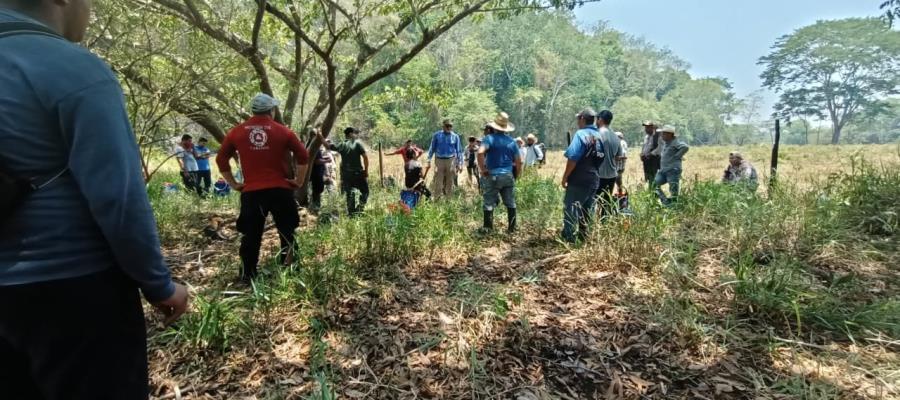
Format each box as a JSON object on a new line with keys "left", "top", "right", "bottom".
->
{"left": 145, "top": 153, "right": 899, "bottom": 398}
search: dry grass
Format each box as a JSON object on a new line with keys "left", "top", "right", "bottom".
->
{"left": 145, "top": 144, "right": 899, "bottom": 400}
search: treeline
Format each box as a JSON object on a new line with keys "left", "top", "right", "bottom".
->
{"left": 339, "top": 12, "right": 763, "bottom": 148}
{"left": 88, "top": 3, "right": 898, "bottom": 154}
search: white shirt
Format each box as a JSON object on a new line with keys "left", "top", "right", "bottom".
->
{"left": 524, "top": 144, "right": 543, "bottom": 166}
{"left": 616, "top": 139, "right": 628, "bottom": 171}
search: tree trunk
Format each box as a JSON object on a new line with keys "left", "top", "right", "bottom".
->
{"left": 831, "top": 124, "right": 842, "bottom": 145}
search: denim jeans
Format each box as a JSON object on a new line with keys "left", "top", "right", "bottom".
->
{"left": 654, "top": 168, "right": 682, "bottom": 205}
{"left": 481, "top": 173, "right": 516, "bottom": 211}
{"left": 562, "top": 184, "right": 598, "bottom": 242}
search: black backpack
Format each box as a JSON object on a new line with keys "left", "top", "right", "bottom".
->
{"left": 0, "top": 21, "right": 67, "bottom": 226}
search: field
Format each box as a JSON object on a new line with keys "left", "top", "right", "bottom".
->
{"left": 145, "top": 144, "right": 899, "bottom": 399}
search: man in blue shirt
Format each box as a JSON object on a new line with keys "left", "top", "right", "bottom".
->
{"left": 0, "top": 2, "right": 188, "bottom": 398}
{"left": 560, "top": 108, "right": 604, "bottom": 243}
{"left": 195, "top": 137, "right": 213, "bottom": 197}
{"left": 477, "top": 113, "right": 522, "bottom": 233}
{"left": 426, "top": 119, "right": 464, "bottom": 199}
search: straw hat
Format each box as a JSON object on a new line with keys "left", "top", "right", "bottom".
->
{"left": 642, "top": 120, "right": 656, "bottom": 127}
{"left": 526, "top": 133, "right": 537, "bottom": 142}
{"left": 487, "top": 112, "right": 515, "bottom": 133}
{"left": 660, "top": 125, "right": 677, "bottom": 134}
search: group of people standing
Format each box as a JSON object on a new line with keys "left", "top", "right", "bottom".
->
{"left": 0, "top": 1, "right": 764, "bottom": 398}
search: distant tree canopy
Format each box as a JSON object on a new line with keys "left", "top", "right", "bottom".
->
{"left": 759, "top": 18, "right": 900, "bottom": 144}
{"left": 90, "top": 2, "right": 773, "bottom": 153}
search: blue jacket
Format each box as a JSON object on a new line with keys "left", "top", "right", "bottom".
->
{"left": 0, "top": 9, "right": 174, "bottom": 301}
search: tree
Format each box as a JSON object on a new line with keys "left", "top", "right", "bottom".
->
{"left": 759, "top": 18, "right": 900, "bottom": 144}
{"left": 660, "top": 78, "right": 737, "bottom": 145}
{"left": 883, "top": 0, "right": 900, "bottom": 26}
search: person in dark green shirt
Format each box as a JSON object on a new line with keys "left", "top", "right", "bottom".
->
{"left": 321, "top": 127, "right": 369, "bottom": 217}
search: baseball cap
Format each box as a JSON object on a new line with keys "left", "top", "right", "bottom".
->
{"left": 251, "top": 93, "right": 280, "bottom": 113}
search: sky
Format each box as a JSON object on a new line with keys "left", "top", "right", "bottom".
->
{"left": 574, "top": 0, "right": 882, "bottom": 116}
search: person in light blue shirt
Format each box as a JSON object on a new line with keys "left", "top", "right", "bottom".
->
{"left": 0, "top": 3, "right": 187, "bottom": 398}
{"left": 195, "top": 137, "right": 213, "bottom": 196}
{"left": 477, "top": 113, "right": 522, "bottom": 234}
{"left": 426, "top": 119, "right": 464, "bottom": 199}
{"left": 560, "top": 108, "right": 604, "bottom": 242}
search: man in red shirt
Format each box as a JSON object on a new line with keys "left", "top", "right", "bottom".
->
{"left": 216, "top": 94, "right": 310, "bottom": 283}
{"left": 388, "top": 139, "right": 423, "bottom": 164}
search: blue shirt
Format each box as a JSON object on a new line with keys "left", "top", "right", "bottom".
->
{"left": 0, "top": 10, "right": 174, "bottom": 302}
{"left": 481, "top": 133, "right": 520, "bottom": 176}
{"left": 426, "top": 130, "right": 463, "bottom": 166}
{"left": 564, "top": 125, "right": 603, "bottom": 188}
{"left": 194, "top": 145, "right": 211, "bottom": 171}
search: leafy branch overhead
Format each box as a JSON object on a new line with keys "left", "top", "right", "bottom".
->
{"left": 95, "top": 0, "right": 598, "bottom": 143}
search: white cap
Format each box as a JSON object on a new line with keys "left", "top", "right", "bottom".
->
{"left": 251, "top": 93, "right": 280, "bottom": 113}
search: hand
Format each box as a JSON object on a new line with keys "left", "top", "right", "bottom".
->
{"left": 363, "top": 170, "right": 369, "bottom": 178}
{"left": 457, "top": 166, "right": 463, "bottom": 173}
{"left": 152, "top": 282, "right": 189, "bottom": 325}
{"left": 229, "top": 181, "right": 245, "bottom": 192}
{"left": 480, "top": 168, "right": 490, "bottom": 177}
{"left": 181, "top": 170, "right": 189, "bottom": 176}
{"left": 561, "top": 177, "right": 568, "bottom": 188}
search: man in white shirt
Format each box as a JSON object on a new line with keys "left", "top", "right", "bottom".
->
{"left": 524, "top": 134, "right": 544, "bottom": 167}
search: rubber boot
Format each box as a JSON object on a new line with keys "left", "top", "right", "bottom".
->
{"left": 481, "top": 210, "right": 494, "bottom": 232}
{"left": 507, "top": 208, "right": 517, "bottom": 233}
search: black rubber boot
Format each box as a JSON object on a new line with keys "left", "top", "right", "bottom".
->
{"left": 507, "top": 208, "right": 517, "bottom": 233}
{"left": 482, "top": 210, "right": 494, "bottom": 232}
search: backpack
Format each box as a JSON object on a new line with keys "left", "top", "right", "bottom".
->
{"left": 581, "top": 127, "right": 606, "bottom": 166}
{"left": 536, "top": 143, "right": 546, "bottom": 164}
{"left": 0, "top": 21, "right": 67, "bottom": 226}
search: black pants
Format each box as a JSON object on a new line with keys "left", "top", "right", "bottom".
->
{"left": 595, "top": 177, "right": 617, "bottom": 218}
{"left": 642, "top": 157, "right": 660, "bottom": 188}
{"left": 341, "top": 174, "right": 369, "bottom": 217}
{"left": 181, "top": 171, "right": 202, "bottom": 196}
{"left": 196, "top": 170, "right": 212, "bottom": 196}
{"left": 311, "top": 164, "right": 326, "bottom": 210}
{"left": 236, "top": 188, "right": 300, "bottom": 280}
{"left": 0, "top": 269, "right": 148, "bottom": 400}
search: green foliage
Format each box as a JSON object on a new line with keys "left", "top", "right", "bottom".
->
{"left": 445, "top": 89, "right": 499, "bottom": 137}
{"left": 165, "top": 294, "right": 251, "bottom": 353}
{"left": 450, "top": 276, "right": 522, "bottom": 318}
{"left": 759, "top": 18, "right": 900, "bottom": 144}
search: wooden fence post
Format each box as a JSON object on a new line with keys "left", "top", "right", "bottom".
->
{"left": 378, "top": 143, "right": 385, "bottom": 188}
{"left": 769, "top": 119, "right": 781, "bottom": 191}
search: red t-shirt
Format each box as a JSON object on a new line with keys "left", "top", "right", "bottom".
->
{"left": 216, "top": 115, "right": 309, "bottom": 192}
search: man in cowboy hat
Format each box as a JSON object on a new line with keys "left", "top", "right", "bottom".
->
{"left": 477, "top": 112, "right": 521, "bottom": 233}
{"left": 655, "top": 125, "right": 689, "bottom": 205}
{"left": 524, "top": 133, "right": 544, "bottom": 167}
{"left": 560, "top": 108, "right": 604, "bottom": 242}
{"left": 640, "top": 120, "right": 662, "bottom": 188}
{"left": 426, "top": 119, "right": 464, "bottom": 199}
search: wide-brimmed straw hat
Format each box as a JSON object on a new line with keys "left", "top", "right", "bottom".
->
{"left": 642, "top": 120, "right": 656, "bottom": 127}
{"left": 660, "top": 125, "right": 677, "bottom": 134}
{"left": 487, "top": 112, "right": 515, "bottom": 133}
